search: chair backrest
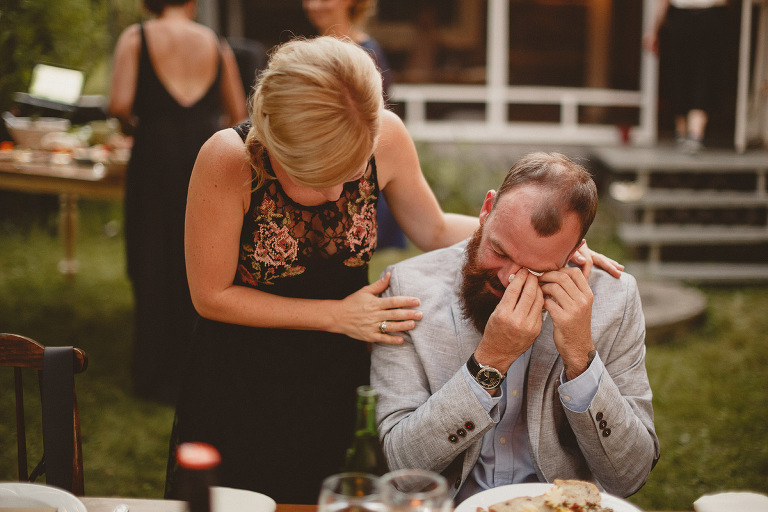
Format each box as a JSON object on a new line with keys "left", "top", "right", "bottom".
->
{"left": 0, "top": 333, "right": 88, "bottom": 495}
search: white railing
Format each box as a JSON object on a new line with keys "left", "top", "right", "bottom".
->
{"left": 388, "top": 0, "right": 659, "bottom": 146}
{"left": 390, "top": 84, "right": 654, "bottom": 145}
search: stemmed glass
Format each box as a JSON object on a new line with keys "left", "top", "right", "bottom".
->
{"left": 378, "top": 469, "right": 452, "bottom": 512}
{"left": 318, "top": 473, "right": 385, "bottom": 512}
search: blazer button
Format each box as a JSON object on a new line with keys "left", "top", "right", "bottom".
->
{"left": 596, "top": 412, "right": 604, "bottom": 421}
{"left": 602, "top": 428, "right": 612, "bottom": 437}
{"left": 457, "top": 428, "right": 467, "bottom": 437}
{"left": 465, "top": 421, "right": 475, "bottom": 431}
{"left": 449, "top": 434, "right": 459, "bottom": 443}
{"left": 454, "top": 476, "right": 462, "bottom": 489}
{"left": 599, "top": 420, "right": 607, "bottom": 429}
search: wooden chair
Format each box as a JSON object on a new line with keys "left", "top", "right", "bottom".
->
{"left": 0, "top": 333, "right": 88, "bottom": 495}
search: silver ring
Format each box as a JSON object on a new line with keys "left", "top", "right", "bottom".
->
{"left": 379, "top": 320, "right": 387, "bottom": 334}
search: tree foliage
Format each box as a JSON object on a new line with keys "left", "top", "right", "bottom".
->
{"left": 0, "top": 0, "right": 143, "bottom": 113}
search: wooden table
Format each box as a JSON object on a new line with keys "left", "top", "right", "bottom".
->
{"left": 80, "top": 499, "right": 316, "bottom": 512}
{"left": 0, "top": 155, "right": 125, "bottom": 278}
{"left": 80, "top": 497, "right": 687, "bottom": 512}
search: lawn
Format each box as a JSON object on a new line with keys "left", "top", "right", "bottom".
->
{"left": 0, "top": 152, "right": 767, "bottom": 509}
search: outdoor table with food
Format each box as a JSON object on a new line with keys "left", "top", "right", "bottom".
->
{"left": 0, "top": 112, "right": 129, "bottom": 276}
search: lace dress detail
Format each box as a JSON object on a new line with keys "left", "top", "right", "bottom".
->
{"left": 237, "top": 156, "right": 379, "bottom": 288}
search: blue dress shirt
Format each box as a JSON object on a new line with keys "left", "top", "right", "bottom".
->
{"left": 456, "top": 348, "right": 604, "bottom": 502}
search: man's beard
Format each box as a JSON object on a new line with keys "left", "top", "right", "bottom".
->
{"left": 459, "top": 227, "right": 505, "bottom": 333}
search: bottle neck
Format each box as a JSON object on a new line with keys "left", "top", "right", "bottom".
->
{"left": 355, "top": 396, "right": 378, "bottom": 434}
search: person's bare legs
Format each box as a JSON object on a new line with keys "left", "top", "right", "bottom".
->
{"left": 687, "top": 109, "right": 708, "bottom": 142}
{"left": 679, "top": 109, "right": 708, "bottom": 154}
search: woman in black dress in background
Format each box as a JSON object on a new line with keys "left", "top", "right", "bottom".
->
{"left": 109, "top": 0, "right": 246, "bottom": 403}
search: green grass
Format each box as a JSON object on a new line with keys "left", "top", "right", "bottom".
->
{"left": 0, "top": 197, "right": 174, "bottom": 497}
{"left": 1, "top": 167, "right": 767, "bottom": 509}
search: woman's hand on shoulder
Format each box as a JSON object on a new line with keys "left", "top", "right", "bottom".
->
{"left": 570, "top": 240, "right": 624, "bottom": 279}
{"left": 331, "top": 273, "right": 423, "bottom": 344}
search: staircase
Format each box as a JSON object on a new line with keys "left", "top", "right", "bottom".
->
{"left": 591, "top": 146, "right": 768, "bottom": 283}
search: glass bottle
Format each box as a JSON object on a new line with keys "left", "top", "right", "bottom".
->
{"left": 176, "top": 442, "right": 221, "bottom": 512}
{"left": 342, "top": 385, "right": 388, "bottom": 475}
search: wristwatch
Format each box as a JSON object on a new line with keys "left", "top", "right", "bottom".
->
{"left": 466, "top": 353, "right": 505, "bottom": 390}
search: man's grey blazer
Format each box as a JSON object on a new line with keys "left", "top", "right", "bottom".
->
{"left": 371, "top": 241, "right": 660, "bottom": 499}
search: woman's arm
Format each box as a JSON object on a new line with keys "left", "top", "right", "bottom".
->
{"left": 374, "top": 110, "right": 478, "bottom": 251}
{"left": 109, "top": 24, "right": 141, "bottom": 133}
{"left": 185, "top": 129, "right": 421, "bottom": 343}
{"left": 218, "top": 40, "right": 248, "bottom": 126}
{"left": 375, "top": 111, "right": 623, "bottom": 276}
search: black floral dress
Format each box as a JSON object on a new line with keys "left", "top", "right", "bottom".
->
{"left": 167, "top": 123, "right": 379, "bottom": 504}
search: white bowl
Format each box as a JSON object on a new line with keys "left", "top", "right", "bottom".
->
{"left": 3, "top": 112, "right": 70, "bottom": 149}
{"left": 694, "top": 491, "right": 768, "bottom": 512}
{"left": 211, "top": 486, "right": 276, "bottom": 512}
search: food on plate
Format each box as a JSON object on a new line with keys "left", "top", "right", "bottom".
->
{"left": 485, "top": 480, "right": 613, "bottom": 512}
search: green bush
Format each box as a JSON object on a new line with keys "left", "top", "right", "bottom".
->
{"left": 0, "top": 0, "right": 142, "bottom": 113}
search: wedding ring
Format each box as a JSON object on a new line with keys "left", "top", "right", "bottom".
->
{"left": 379, "top": 320, "right": 387, "bottom": 334}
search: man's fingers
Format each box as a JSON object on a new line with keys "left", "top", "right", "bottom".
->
{"left": 499, "top": 271, "right": 544, "bottom": 322}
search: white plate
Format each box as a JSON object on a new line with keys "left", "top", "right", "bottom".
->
{"left": 694, "top": 491, "right": 768, "bottom": 512}
{"left": 455, "top": 483, "right": 643, "bottom": 512}
{"left": 211, "top": 486, "right": 276, "bottom": 512}
{"left": 0, "top": 482, "right": 87, "bottom": 512}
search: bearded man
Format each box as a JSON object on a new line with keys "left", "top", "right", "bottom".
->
{"left": 370, "top": 152, "right": 660, "bottom": 502}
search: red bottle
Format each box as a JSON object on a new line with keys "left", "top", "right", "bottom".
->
{"left": 176, "top": 442, "right": 221, "bottom": 512}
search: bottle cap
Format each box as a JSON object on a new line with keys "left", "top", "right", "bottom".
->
{"left": 176, "top": 442, "right": 221, "bottom": 470}
{"left": 356, "top": 385, "right": 377, "bottom": 398}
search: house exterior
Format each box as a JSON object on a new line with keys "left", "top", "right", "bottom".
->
{"left": 198, "top": 0, "right": 760, "bottom": 149}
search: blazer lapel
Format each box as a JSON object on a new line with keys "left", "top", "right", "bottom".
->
{"left": 451, "top": 295, "right": 480, "bottom": 362}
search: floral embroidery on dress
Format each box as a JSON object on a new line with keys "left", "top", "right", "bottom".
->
{"left": 238, "top": 156, "right": 379, "bottom": 286}
{"left": 344, "top": 202, "right": 377, "bottom": 267}
{"left": 239, "top": 196, "right": 306, "bottom": 286}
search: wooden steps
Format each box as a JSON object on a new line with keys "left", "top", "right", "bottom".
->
{"left": 591, "top": 146, "right": 768, "bottom": 282}
{"left": 624, "top": 262, "right": 768, "bottom": 283}
{"left": 609, "top": 186, "right": 767, "bottom": 208}
{"left": 618, "top": 225, "right": 768, "bottom": 245}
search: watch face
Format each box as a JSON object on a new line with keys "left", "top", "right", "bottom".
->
{"left": 477, "top": 368, "right": 503, "bottom": 389}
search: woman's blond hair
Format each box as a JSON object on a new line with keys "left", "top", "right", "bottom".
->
{"left": 245, "top": 36, "right": 383, "bottom": 190}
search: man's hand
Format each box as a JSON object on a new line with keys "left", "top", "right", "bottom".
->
{"left": 539, "top": 267, "right": 596, "bottom": 380}
{"left": 474, "top": 270, "right": 544, "bottom": 374}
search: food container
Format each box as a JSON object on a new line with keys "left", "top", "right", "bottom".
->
{"left": 3, "top": 111, "right": 71, "bottom": 150}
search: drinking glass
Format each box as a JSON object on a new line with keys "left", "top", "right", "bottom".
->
{"left": 318, "top": 472, "right": 384, "bottom": 512}
{"left": 378, "top": 469, "right": 451, "bottom": 512}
